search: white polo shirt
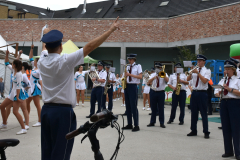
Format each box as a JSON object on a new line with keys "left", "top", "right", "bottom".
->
{"left": 168, "top": 73, "right": 188, "bottom": 91}
{"left": 237, "top": 68, "right": 240, "bottom": 78}
{"left": 191, "top": 66, "right": 211, "bottom": 90}
{"left": 123, "top": 62, "right": 142, "bottom": 84}
{"left": 93, "top": 69, "right": 107, "bottom": 88}
{"left": 40, "top": 50, "right": 48, "bottom": 58}
{"left": 38, "top": 48, "right": 84, "bottom": 108}
{"left": 109, "top": 72, "right": 116, "bottom": 84}
{"left": 149, "top": 72, "right": 169, "bottom": 91}
{"left": 214, "top": 75, "right": 240, "bottom": 99}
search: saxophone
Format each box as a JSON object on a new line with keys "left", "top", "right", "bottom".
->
{"left": 121, "top": 64, "right": 128, "bottom": 90}
{"left": 175, "top": 73, "right": 182, "bottom": 95}
{"left": 104, "top": 71, "right": 111, "bottom": 95}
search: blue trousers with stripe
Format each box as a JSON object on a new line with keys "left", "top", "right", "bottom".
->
{"left": 124, "top": 84, "right": 139, "bottom": 126}
{"left": 102, "top": 84, "right": 113, "bottom": 111}
{"left": 90, "top": 87, "right": 105, "bottom": 115}
{"left": 190, "top": 91, "right": 209, "bottom": 133}
{"left": 107, "top": 84, "right": 113, "bottom": 111}
{"left": 41, "top": 104, "right": 76, "bottom": 160}
{"left": 150, "top": 89, "right": 165, "bottom": 124}
{"left": 169, "top": 90, "right": 186, "bottom": 122}
{"left": 220, "top": 99, "right": 240, "bottom": 157}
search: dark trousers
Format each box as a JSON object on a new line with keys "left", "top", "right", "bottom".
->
{"left": 124, "top": 84, "right": 139, "bottom": 126}
{"left": 190, "top": 91, "right": 209, "bottom": 133}
{"left": 220, "top": 99, "right": 240, "bottom": 157}
{"left": 90, "top": 87, "right": 104, "bottom": 115}
{"left": 207, "top": 97, "right": 212, "bottom": 114}
{"left": 41, "top": 104, "right": 76, "bottom": 160}
{"left": 169, "top": 90, "right": 186, "bottom": 122}
{"left": 103, "top": 84, "right": 113, "bottom": 111}
{"left": 150, "top": 89, "right": 165, "bottom": 124}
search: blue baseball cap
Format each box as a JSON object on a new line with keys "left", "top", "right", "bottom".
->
{"left": 224, "top": 60, "right": 237, "bottom": 69}
{"left": 174, "top": 62, "right": 182, "bottom": 68}
{"left": 229, "top": 57, "right": 239, "bottom": 64}
{"left": 127, "top": 54, "right": 137, "bottom": 59}
{"left": 197, "top": 54, "right": 207, "bottom": 61}
{"left": 97, "top": 61, "right": 104, "bottom": 66}
{"left": 155, "top": 62, "right": 163, "bottom": 67}
{"left": 41, "top": 30, "right": 63, "bottom": 48}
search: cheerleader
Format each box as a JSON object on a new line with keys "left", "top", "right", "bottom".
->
{"left": 0, "top": 50, "right": 28, "bottom": 135}
{"left": 116, "top": 74, "right": 121, "bottom": 100}
{"left": 74, "top": 65, "right": 89, "bottom": 106}
{"left": 214, "top": 60, "right": 240, "bottom": 159}
{"left": 142, "top": 77, "right": 151, "bottom": 111}
{"left": 120, "top": 74, "right": 125, "bottom": 107}
{"left": 27, "top": 45, "right": 42, "bottom": 127}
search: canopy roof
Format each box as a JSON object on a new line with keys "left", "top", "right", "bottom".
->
{"left": 61, "top": 40, "right": 98, "bottom": 64}
{"left": 0, "top": 35, "right": 29, "bottom": 61}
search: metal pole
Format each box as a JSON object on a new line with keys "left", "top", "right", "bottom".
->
{"left": 3, "top": 66, "right": 7, "bottom": 97}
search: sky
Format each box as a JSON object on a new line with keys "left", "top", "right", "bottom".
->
{"left": 10, "top": 0, "right": 107, "bottom": 10}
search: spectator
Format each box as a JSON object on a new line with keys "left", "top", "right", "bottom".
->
{"left": 0, "top": 77, "right": 4, "bottom": 98}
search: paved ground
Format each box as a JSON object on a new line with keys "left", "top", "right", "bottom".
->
{"left": 0, "top": 98, "right": 235, "bottom": 160}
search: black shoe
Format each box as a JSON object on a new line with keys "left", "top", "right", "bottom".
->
{"left": 218, "top": 127, "right": 222, "bottom": 129}
{"left": 86, "top": 115, "right": 93, "bottom": 118}
{"left": 207, "top": 113, "right": 212, "bottom": 115}
{"left": 222, "top": 153, "right": 234, "bottom": 158}
{"left": 179, "top": 122, "right": 184, "bottom": 125}
{"left": 187, "top": 131, "right": 197, "bottom": 136}
{"left": 132, "top": 126, "right": 140, "bottom": 132}
{"left": 122, "top": 113, "right": 127, "bottom": 116}
{"left": 236, "top": 155, "right": 240, "bottom": 160}
{"left": 147, "top": 123, "right": 155, "bottom": 127}
{"left": 204, "top": 133, "right": 210, "bottom": 139}
{"left": 167, "top": 120, "right": 173, "bottom": 124}
{"left": 160, "top": 124, "right": 166, "bottom": 128}
{"left": 149, "top": 113, "right": 152, "bottom": 115}
{"left": 122, "top": 125, "right": 133, "bottom": 130}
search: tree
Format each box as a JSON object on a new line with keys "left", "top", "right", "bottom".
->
{"left": 165, "top": 86, "right": 173, "bottom": 100}
{"left": 174, "top": 45, "right": 207, "bottom": 71}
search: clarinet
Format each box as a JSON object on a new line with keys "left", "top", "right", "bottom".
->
{"left": 219, "top": 74, "right": 228, "bottom": 104}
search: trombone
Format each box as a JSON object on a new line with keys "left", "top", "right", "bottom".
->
{"left": 159, "top": 65, "right": 166, "bottom": 78}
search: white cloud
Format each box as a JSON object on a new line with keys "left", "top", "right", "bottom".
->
{"left": 10, "top": 0, "right": 108, "bottom": 10}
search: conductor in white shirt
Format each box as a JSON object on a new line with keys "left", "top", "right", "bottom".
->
{"left": 38, "top": 17, "right": 120, "bottom": 160}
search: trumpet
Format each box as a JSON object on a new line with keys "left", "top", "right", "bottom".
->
{"left": 186, "top": 64, "right": 199, "bottom": 76}
{"left": 88, "top": 64, "right": 101, "bottom": 87}
{"left": 159, "top": 65, "right": 166, "bottom": 78}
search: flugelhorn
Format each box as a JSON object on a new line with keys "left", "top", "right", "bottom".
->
{"left": 186, "top": 64, "right": 199, "bottom": 76}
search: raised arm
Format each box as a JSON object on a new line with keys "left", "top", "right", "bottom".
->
{"left": 29, "top": 44, "right": 34, "bottom": 59}
{"left": 83, "top": 17, "right": 120, "bottom": 57}
{"left": 16, "top": 50, "right": 23, "bottom": 60}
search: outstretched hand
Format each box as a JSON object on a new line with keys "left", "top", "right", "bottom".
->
{"left": 19, "top": 50, "right": 23, "bottom": 54}
{"left": 6, "top": 50, "right": 9, "bottom": 55}
{"left": 109, "top": 16, "right": 120, "bottom": 32}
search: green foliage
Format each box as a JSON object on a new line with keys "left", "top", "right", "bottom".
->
{"left": 174, "top": 45, "right": 206, "bottom": 71}
{"left": 165, "top": 86, "right": 173, "bottom": 92}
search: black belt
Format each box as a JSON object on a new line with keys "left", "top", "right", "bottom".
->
{"left": 44, "top": 103, "right": 72, "bottom": 107}
{"left": 94, "top": 86, "right": 104, "bottom": 88}
{"left": 151, "top": 89, "right": 164, "bottom": 92}
{"left": 222, "top": 98, "right": 240, "bottom": 100}
{"left": 193, "top": 90, "right": 207, "bottom": 92}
